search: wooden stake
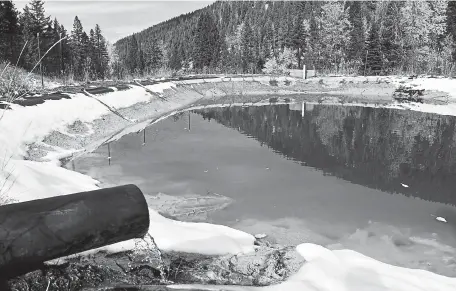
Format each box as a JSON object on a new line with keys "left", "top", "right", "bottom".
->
{"left": 37, "top": 33, "right": 44, "bottom": 88}
{"left": 59, "top": 32, "right": 63, "bottom": 77}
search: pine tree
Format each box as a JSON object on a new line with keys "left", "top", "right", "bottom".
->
{"left": 99, "top": 38, "right": 110, "bottom": 79}
{"left": 20, "top": 0, "right": 51, "bottom": 70}
{"left": 219, "top": 36, "right": 230, "bottom": 72}
{"left": 427, "top": 1, "right": 447, "bottom": 74}
{"left": 400, "top": 1, "right": 432, "bottom": 74}
{"left": 193, "top": 12, "right": 220, "bottom": 71}
{"left": 20, "top": 5, "right": 32, "bottom": 41}
{"left": 308, "top": 2, "right": 320, "bottom": 65}
{"left": 81, "top": 31, "right": 91, "bottom": 79}
{"left": 70, "top": 16, "right": 85, "bottom": 78}
{"left": 30, "top": 0, "right": 51, "bottom": 71}
{"left": 91, "top": 24, "right": 109, "bottom": 79}
{"left": 241, "top": 21, "right": 255, "bottom": 73}
{"left": 283, "top": 11, "right": 294, "bottom": 49}
{"left": 0, "top": 1, "right": 20, "bottom": 63}
{"left": 111, "top": 45, "right": 126, "bottom": 79}
{"left": 169, "top": 42, "right": 182, "bottom": 71}
{"left": 447, "top": 1, "right": 456, "bottom": 65}
{"left": 347, "top": 1, "right": 365, "bottom": 63}
{"left": 47, "top": 18, "right": 63, "bottom": 75}
{"left": 125, "top": 34, "right": 139, "bottom": 74}
{"left": 263, "top": 21, "right": 274, "bottom": 61}
{"left": 59, "top": 24, "right": 71, "bottom": 75}
{"left": 151, "top": 39, "right": 163, "bottom": 71}
{"left": 137, "top": 43, "right": 145, "bottom": 74}
{"left": 382, "top": 1, "right": 402, "bottom": 73}
{"left": 291, "top": 15, "right": 309, "bottom": 69}
{"left": 316, "top": 2, "right": 351, "bottom": 72}
{"left": 364, "top": 21, "right": 383, "bottom": 75}
{"left": 88, "top": 28, "right": 97, "bottom": 78}
{"left": 29, "top": 0, "right": 50, "bottom": 36}
{"left": 143, "top": 38, "right": 162, "bottom": 73}
{"left": 39, "top": 18, "right": 58, "bottom": 75}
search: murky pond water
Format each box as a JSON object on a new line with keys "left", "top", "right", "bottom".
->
{"left": 69, "top": 103, "right": 456, "bottom": 276}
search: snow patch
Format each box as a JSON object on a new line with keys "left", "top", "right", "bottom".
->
{"left": 1, "top": 159, "right": 99, "bottom": 203}
{"left": 394, "top": 77, "right": 456, "bottom": 99}
{"left": 144, "top": 81, "right": 177, "bottom": 93}
{"left": 48, "top": 206, "right": 255, "bottom": 263}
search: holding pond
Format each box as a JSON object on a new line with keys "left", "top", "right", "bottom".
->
{"left": 70, "top": 103, "right": 456, "bottom": 278}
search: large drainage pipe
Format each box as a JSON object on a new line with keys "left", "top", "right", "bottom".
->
{"left": 0, "top": 184, "right": 150, "bottom": 279}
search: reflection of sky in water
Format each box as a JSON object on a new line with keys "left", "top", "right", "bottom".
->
{"left": 69, "top": 105, "right": 456, "bottom": 276}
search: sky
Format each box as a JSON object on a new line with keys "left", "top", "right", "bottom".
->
{"left": 13, "top": 0, "right": 214, "bottom": 43}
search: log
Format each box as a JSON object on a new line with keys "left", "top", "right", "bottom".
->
{"left": 0, "top": 184, "right": 150, "bottom": 279}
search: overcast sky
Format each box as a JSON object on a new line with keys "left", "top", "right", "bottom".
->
{"left": 13, "top": 0, "right": 214, "bottom": 42}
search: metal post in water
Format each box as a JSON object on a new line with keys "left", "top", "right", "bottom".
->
{"left": 302, "top": 102, "right": 305, "bottom": 117}
{"left": 108, "top": 143, "right": 111, "bottom": 165}
{"left": 143, "top": 129, "right": 146, "bottom": 145}
{"left": 188, "top": 111, "right": 191, "bottom": 131}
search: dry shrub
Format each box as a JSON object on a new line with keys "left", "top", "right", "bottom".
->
{"left": 0, "top": 61, "right": 35, "bottom": 103}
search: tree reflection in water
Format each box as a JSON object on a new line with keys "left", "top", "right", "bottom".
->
{"left": 195, "top": 104, "right": 456, "bottom": 206}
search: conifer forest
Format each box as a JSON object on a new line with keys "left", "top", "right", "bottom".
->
{"left": 2, "top": 0, "right": 456, "bottom": 80}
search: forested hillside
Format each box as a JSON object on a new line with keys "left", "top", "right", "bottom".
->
{"left": 114, "top": 0, "right": 456, "bottom": 77}
{"left": 0, "top": 0, "right": 109, "bottom": 80}
{"left": 3, "top": 0, "right": 456, "bottom": 81}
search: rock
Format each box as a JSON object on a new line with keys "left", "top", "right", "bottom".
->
{"left": 393, "top": 85, "right": 424, "bottom": 103}
{"left": 254, "top": 234, "right": 267, "bottom": 239}
{"left": 8, "top": 236, "right": 303, "bottom": 290}
{"left": 66, "top": 120, "right": 91, "bottom": 135}
{"left": 9, "top": 240, "right": 165, "bottom": 291}
{"left": 162, "top": 245, "right": 305, "bottom": 287}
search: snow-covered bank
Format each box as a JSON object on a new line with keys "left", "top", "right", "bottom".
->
{"left": 0, "top": 84, "right": 177, "bottom": 159}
